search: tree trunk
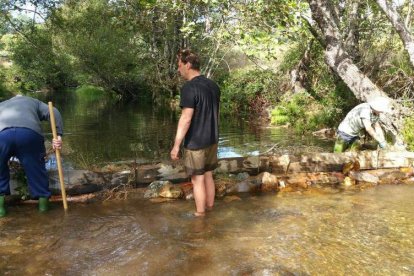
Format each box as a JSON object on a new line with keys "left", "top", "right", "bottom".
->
{"left": 375, "top": 0, "right": 414, "bottom": 68}
{"left": 344, "top": 0, "right": 361, "bottom": 62}
{"left": 307, "top": 0, "right": 385, "bottom": 102}
{"left": 307, "top": 0, "right": 406, "bottom": 146}
{"left": 290, "top": 39, "right": 314, "bottom": 95}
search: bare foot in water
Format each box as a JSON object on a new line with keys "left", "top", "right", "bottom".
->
{"left": 206, "top": 206, "right": 213, "bottom": 212}
{"left": 194, "top": 212, "right": 206, "bottom": 217}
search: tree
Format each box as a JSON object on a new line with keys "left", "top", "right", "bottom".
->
{"left": 52, "top": 0, "right": 147, "bottom": 99}
{"left": 306, "top": 0, "right": 390, "bottom": 102}
{"left": 306, "top": 0, "right": 407, "bottom": 145}
{"left": 375, "top": 0, "right": 414, "bottom": 68}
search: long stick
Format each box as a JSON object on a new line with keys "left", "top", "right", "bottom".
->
{"left": 48, "top": 102, "right": 68, "bottom": 210}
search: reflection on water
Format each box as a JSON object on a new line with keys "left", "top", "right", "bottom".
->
{"left": 1, "top": 185, "right": 413, "bottom": 274}
{"left": 37, "top": 90, "right": 332, "bottom": 167}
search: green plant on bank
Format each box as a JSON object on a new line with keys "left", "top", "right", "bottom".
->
{"left": 69, "top": 152, "right": 101, "bottom": 171}
{"left": 0, "top": 71, "right": 13, "bottom": 100}
{"left": 10, "top": 164, "right": 29, "bottom": 200}
{"left": 270, "top": 93, "right": 313, "bottom": 132}
{"left": 220, "top": 69, "right": 282, "bottom": 116}
{"left": 402, "top": 115, "right": 414, "bottom": 151}
{"left": 269, "top": 40, "right": 357, "bottom": 134}
{"left": 129, "top": 142, "right": 145, "bottom": 161}
{"left": 270, "top": 91, "right": 352, "bottom": 134}
{"left": 75, "top": 85, "right": 113, "bottom": 102}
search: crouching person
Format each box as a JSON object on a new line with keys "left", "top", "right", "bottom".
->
{"left": 0, "top": 95, "right": 63, "bottom": 217}
{"left": 334, "top": 96, "right": 391, "bottom": 153}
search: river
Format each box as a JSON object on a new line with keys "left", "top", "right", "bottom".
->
{"left": 1, "top": 185, "right": 413, "bottom": 274}
{"left": 1, "top": 90, "right": 413, "bottom": 274}
{"left": 39, "top": 88, "right": 332, "bottom": 167}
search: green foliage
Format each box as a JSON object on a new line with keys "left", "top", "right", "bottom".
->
{"left": 53, "top": 0, "right": 147, "bottom": 98}
{"left": 10, "top": 164, "right": 29, "bottom": 200}
{"left": 270, "top": 93, "right": 313, "bottom": 132}
{"left": 0, "top": 0, "right": 413, "bottom": 135}
{"left": 402, "top": 115, "right": 414, "bottom": 151}
{"left": 270, "top": 89, "right": 354, "bottom": 134}
{"left": 75, "top": 85, "right": 110, "bottom": 102}
{"left": 0, "top": 66, "right": 13, "bottom": 100}
{"left": 279, "top": 44, "right": 304, "bottom": 74}
{"left": 7, "top": 26, "right": 74, "bottom": 91}
{"left": 220, "top": 69, "right": 282, "bottom": 116}
{"left": 268, "top": 40, "right": 358, "bottom": 133}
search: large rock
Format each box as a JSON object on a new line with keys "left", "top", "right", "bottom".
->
{"left": 269, "top": 151, "right": 414, "bottom": 173}
{"left": 179, "top": 182, "right": 194, "bottom": 200}
{"left": 257, "top": 172, "right": 279, "bottom": 192}
{"left": 349, "top": 171, "right": 379, "bottom": 184}
{"left": 49, "top": 170, "right": 106, "bottom": 195}
{"left": 159, "top": 183, "right": 183, "bottom": 199}
{"left": 144, "top": 180, "right": 171, "bottom": 198}
{"left": 157, "top": 164, "right": 188, "bottom": 182}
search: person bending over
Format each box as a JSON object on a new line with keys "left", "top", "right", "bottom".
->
{"left": 334, "top": 96, "right": 391, "bottom": 153}
{"left": 0, "top": 95, "right": 63, "bottom": 217}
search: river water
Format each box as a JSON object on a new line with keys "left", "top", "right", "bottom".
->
{"left": 1, "top": 185, "right": 413, "bottom": 274}
{"left": 1, "top": 90, "right": 413, "bottom": 274}
{"left": 39, "top": 88, "right": 332, "bottom": 167}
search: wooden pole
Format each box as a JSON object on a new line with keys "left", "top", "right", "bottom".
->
{"left": 48, "top": 102, "right": 68, "bottom": 210}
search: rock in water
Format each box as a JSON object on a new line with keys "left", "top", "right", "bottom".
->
{"left": 349, "top": 171, "right": 379, "bottom": 184}
{"left": 342, "top": 160, "right": 360, "bottom": 175}
{"left": 159, "top": 183, "right": 183, "bottom": 199}
{"left": 342, "top": 176, "right": 356, "bottom": 187}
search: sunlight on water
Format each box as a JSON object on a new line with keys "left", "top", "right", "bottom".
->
{"left": 1, "top": 185, "right": 413, "bottom": 274}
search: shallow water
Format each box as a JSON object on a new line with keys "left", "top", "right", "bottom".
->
{"left": 1, "top": 184, "right": 413, "bottom": 275}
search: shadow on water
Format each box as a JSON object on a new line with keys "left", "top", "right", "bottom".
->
{"left": 1, "top": 185, "right": 414, "bottom": 275}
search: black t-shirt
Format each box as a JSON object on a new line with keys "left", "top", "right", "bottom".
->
{"left": 180, "top": 75, "right": 220, "bottom": 149}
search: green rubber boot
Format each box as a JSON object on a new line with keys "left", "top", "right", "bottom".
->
{"left": 0, "top": 195, "right": 6, "bottom": 218}
{"left": 38, "top": 197, "right": 49, "bottom": 212}
{"left": 333, "top": 137, "right": 347, "bottom": 153}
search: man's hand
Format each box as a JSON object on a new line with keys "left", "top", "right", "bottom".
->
{"left": 52, "top": 135, "right": 62, "bottom": 150}
{"left": 171, "top": 108, "right": 193, "bottom": 161}
{"left": 170, "top": 146, "right": 180, "bottom": 161}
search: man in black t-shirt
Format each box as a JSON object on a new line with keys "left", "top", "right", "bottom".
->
{"left": 170, "top": 49, "right": 220, "bottom": 217}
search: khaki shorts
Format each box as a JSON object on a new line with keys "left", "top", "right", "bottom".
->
{"left": 184, "top": 144, "right": 218, "bottom": 176}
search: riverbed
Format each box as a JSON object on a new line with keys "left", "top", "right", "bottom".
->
{"left": 1, "top": 184, "right": 413, "bottom": 274}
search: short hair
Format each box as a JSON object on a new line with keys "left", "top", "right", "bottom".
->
{"left": 177, "top": 49, "right": 201, "bottom": 70}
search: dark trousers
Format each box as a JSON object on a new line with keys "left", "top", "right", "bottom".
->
{"left": 0, "top": 127, "right": 50, "bottom": 198}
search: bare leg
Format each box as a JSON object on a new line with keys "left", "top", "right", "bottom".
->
{"left": 191, "top": 174, "right": 206, "bottom": 215}
{"left": 204, "top": 171, "right": 215, "bottom": 210}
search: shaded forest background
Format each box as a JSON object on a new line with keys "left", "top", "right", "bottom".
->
{"left": 1, "top": 0, "right": 414, "bottom": 148}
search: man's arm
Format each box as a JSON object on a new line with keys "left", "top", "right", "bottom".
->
{"left": 373, "top": 121, "right": 386, "bottom": 143}
{"left": 38, "top": 101, "right": 64, "bottom": 136}
{"left": 362, "top": 119, "right": 386, "bottom": 147}
{"left": 170, "top": 108, "right": 194, "bottom": 160}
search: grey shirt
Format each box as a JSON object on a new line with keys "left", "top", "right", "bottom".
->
{"left": 338, "top": 103, "right": 379, "bottom": 137}
{"left": 0, "top": 95, "right": 63, "bottom": 136}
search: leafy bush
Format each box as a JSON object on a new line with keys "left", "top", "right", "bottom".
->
{"left": 270, "top": 93, "right": 313, "bottom": 132}
{"left": 7, "top": 26, "right": 74, "bottom": 91}
{"left": 0, "top": 67, "right": 13, "bottom": 100}
{"left": 220, "top": 69, "right": 282, "bottom": 116}
{"left": 269, "top": 41, "right": 358, "bottom": 133}
{"left": 270, "top": 91, "right": 352, "bottom": 133}
{"left": 402, "top": 115, "right": 414, "bottom": 151}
